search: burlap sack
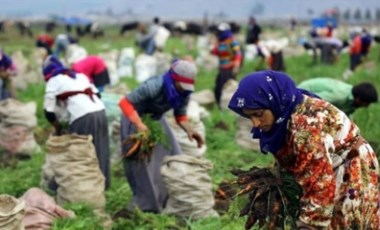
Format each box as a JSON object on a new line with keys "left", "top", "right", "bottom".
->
{"left": 134, "top": 54, "right": 157, "bottom": 83}
{"left": 220, "top": 79, "right": 238, "bottom": 111}
{"left": 161, "top": 155, "right": 218, "bottom": 219}
{"left": 45, "top": 134, "right": 106, "bottom": 209}
{"left": 0, "top": 125, "right": 39, "bottom": 156}
{"left": 0, "top": 194, "right": 25, "bottom": 230}
{"left": 190, "top": 89, "right": 215, "bottom": 107}
{"left": 165, "top": 100, "right": 209, "bottom": 157}
{"left": 110, "top": 119, "right": 122, "bottom": 161}
{"left": 117, "top": 47, "right": 135, "bottom": 78}
{"left": 153, "top": 51, "right": 172, "bottom": 76}
{"left": 98, "top": 49, "right": 120, "bottom": 86}
{"left": 21, "top": 188, "right": 75, "bottom": 230}
{"left": 0, "top": 99, "right": 37, "bottom": 128}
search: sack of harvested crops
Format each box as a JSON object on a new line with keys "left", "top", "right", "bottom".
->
{"left": 161, "top": 154, "right": 219, "bottom": 219}
{"left": 0, "top": 194, "right": 25, "bottom": 230}
{"left": 0, "top": 99, "right": 37, "bottom": 128}
{"left": 45, "top": 134, "right": 106, "bottom": 209}
{"left": 230, "top": 166, "right": 302, "bottom": 230}
{"left": 0, "top": 99, "right": 39, "bottom": 157}
{"left": 45, "top": 134, "right": 111, "bottom": 228}
{"left": 0, "top": 125, "right": 39, "bottom": 157}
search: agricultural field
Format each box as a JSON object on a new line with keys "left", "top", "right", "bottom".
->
{"left": 0, "top": 24, "right": 379, "bottom": 230}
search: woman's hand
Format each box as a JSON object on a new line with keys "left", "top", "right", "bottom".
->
{"left": 52, "top": 121, "right": 63, "bottom": 136}
{"left": 178, "top": 120, "right": 204, "bottom": 148}
{"left": 136, "top": 121, "right": 149, "bottom": 133}
{"left": 187, "top": 131, "right": 204, "bottom": 148}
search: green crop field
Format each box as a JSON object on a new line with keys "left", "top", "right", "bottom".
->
{"left": 0, "top": 24, "right": 379, "bottom": 230}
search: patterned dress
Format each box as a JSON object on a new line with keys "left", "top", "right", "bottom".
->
{"left": 276, "top": 95, "right": 380, "bottom": 229}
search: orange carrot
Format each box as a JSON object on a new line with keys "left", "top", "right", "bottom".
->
{"left": 125, "top": 140, "right": 142, "bottom": 157}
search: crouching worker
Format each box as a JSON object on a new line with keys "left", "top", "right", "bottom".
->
{"left": 42, "top": 55, "right": 111, "bottom": 189}
{"left": 118, "top": 59, "right": 204, "bottom": 213}
{"left": 228, "top": 70, "right": 380, "bottom": 229}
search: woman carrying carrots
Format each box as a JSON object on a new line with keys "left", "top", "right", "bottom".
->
{"left": 118, "top": 59, "right": 204, "bottom": 213}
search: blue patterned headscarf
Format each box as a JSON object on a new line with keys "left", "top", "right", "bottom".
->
{"left": 42, "top": 55, "right": 75, "bottom": 81}
{"left": 228, "top": 70, "right": 304, "bottom": 154}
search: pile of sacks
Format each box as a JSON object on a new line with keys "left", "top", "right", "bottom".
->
{"left": 0, "top": 188, "right": 74, "bottom": 230}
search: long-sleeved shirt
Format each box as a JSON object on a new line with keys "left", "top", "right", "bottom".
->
{"left": 277, "top": 95, "right": 379, "bottom": 229}
{"left": 71, "top": 56, "right": 107, "bottom": 80}
{"left": 44, "top": 73, "right": 104, "bottom": 124}
{"left": 125, "top": 75, "right": 188, "bottom": 120}
{"left": 71, "top": 55, "right": 110, "bottom": 87}
{"left": 350, "top": 35, "right": 362, "bottom": 55}
{"left": 298, "top": 78, "right": 355, "bottom": 115}
{"left": 211, "top": 37, "right": 242, "bottom": 69}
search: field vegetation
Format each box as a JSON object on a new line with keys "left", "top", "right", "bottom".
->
{"left": 0, "top": 24, "right": 379, "bottom": 229}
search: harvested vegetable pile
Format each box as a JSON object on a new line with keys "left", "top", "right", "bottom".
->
{"left": 123, "top": 131, "right": 155, "bottom": 160}
{"left": 213, "top": 181, "right": 238, "bottom": 215}
{"left": 231, "top": 166, "right": 303, "bottom": 230}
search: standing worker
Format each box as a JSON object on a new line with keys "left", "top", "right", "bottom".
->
{"left": 211, "top": 22, "right": 242, "bottom": 108}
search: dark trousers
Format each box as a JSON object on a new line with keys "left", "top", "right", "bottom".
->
{"left": 271, "top": 51, "right": 285, "bottom": 71}
{"left": 214, "top": 68, "right": 235, "bottom": 107}
{"left": 121, "top": 117, "right": 181, "bottom": 212}
{"left": 93, "top": 68, "right": 111, "bottom": 88}
{"left": 350, "top": 54, "right": 362, "bottom": 71}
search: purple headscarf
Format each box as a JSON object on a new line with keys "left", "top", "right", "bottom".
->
{"left": 218, "top": 29, "right": 233, "bottom": 41}
{"left": 228, "top": 70, "right": 304, "bottom": 154}
{"left": 42, "top": 55, "right": 75, "bottom": 81}
{"left": 0, "top": 52, "right": 13, "bottom": 70}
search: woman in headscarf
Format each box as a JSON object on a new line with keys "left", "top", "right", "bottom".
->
{"left": 118, "top": 59, "right": 204, "bottom": 213}
{"left": 42, "top": 55, "right": 111, "bottom": 189}
{"left": 0, "top": 48, "right": 17, "bottom": 100}
{"left": 228, "top": 70, "right": 379, "bottom": 229}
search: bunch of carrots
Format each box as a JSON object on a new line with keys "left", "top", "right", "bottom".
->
{"left": 123, "top": 131, "right": 156, "bottom": 160}
{"left": 123, "top": 115, "right": 168, "bottom": 161}
{"left": 230, "top": 166, "right": 302, "bottom": 230}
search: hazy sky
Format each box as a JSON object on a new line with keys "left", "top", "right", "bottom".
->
{"left": 0, "top": 0, "right": 379, "bottom": 20}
